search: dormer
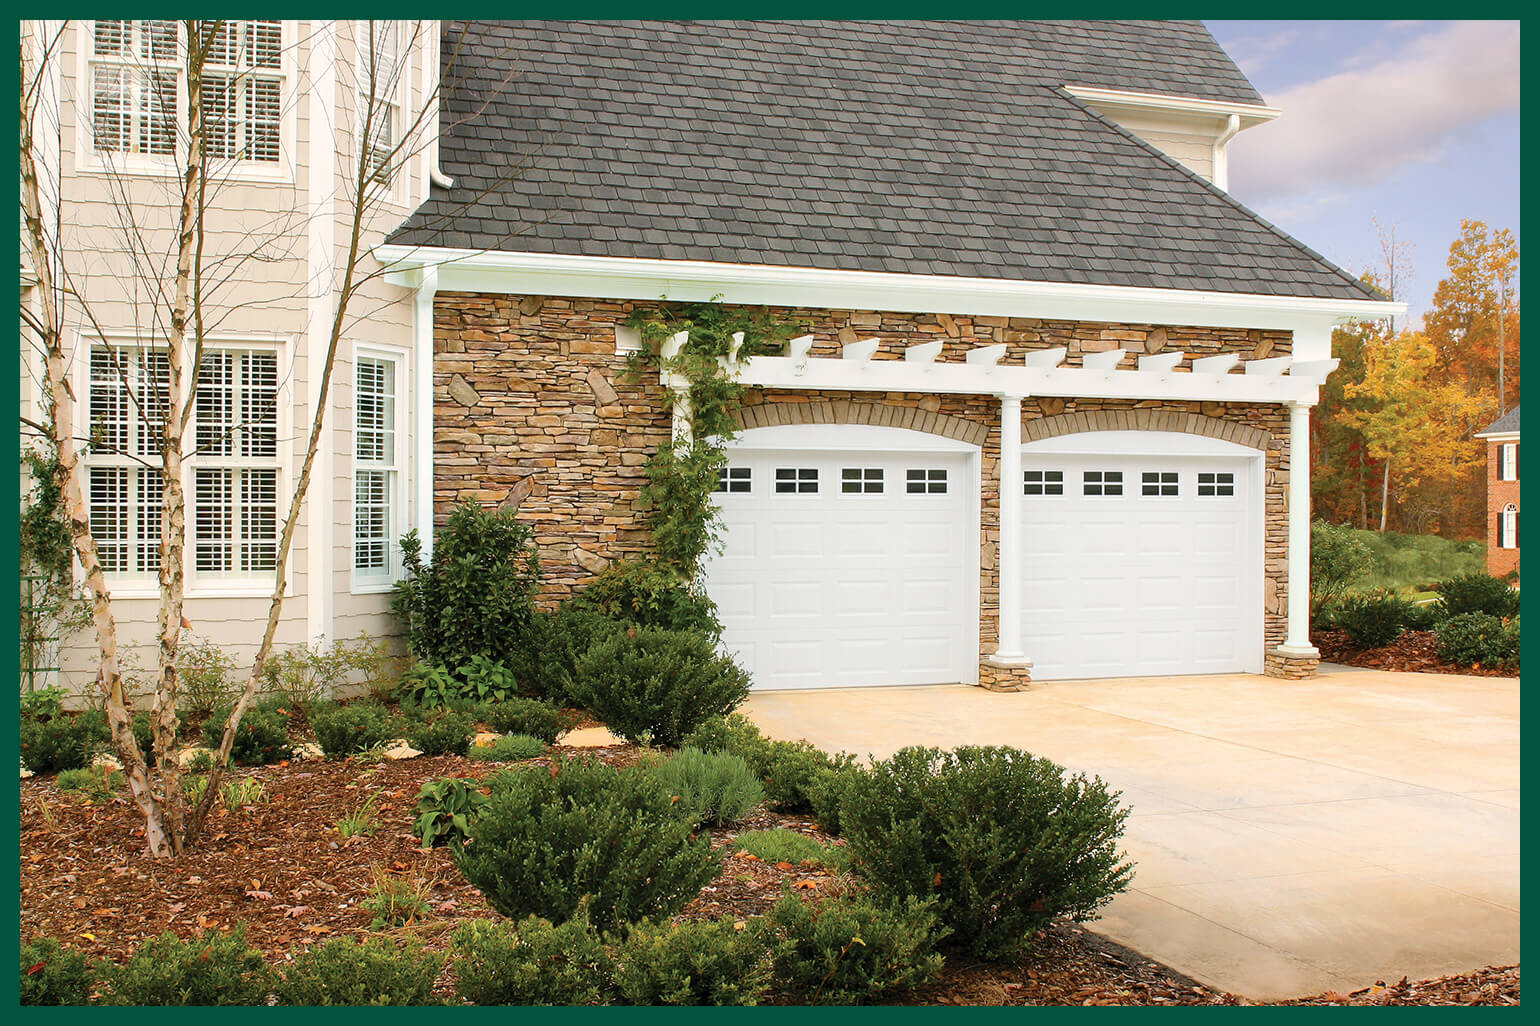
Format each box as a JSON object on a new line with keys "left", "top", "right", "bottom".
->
{"left": 1064, "top": 85, "right": 1279, "bottom": 192}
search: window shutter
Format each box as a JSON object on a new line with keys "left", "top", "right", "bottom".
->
{"left": 1497, "top": 509, "right": 1506, "bottom": 548}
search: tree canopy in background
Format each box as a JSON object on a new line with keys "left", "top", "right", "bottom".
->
{"left": 1312, "top": 219, "right": 1519, "bottom": 537}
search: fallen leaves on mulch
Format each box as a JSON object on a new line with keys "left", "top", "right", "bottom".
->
{"left": 18, "top": 743, "right": 1518, "bottom": 1006}
{"left": 1314, "top": 630, "right": 1518, "bottom": 677}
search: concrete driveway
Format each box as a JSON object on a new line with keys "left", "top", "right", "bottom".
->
{"left": 742, "top": 664, "right": 1519, "bottom": 1000}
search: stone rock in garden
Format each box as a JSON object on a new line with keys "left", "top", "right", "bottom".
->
{"left": 471, "top": 731, "right": 502, "bottom": 748}
{"left": 177, "top": 746, "right": 215, "bottom": 769}
{"left": 291, "top": 741, "right": 325, "bottom": 761}
{"left": 21, "top": 759, "right": 33, "bottom": 780}
{"left": 92, "top": 753, "right": 123, "bottom": 772}
{"left": 561, "top": 725, "right": 626, "bottom": 748}
{"left": 383, "top": 741, "right": 423, "bottom": 760}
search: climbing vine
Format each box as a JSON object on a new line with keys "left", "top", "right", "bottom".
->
{"left": 19, "top": 440, "right": 90, "bottom": 689}
{"left": 624, "top": 301, "right": 804, "bottom": 578}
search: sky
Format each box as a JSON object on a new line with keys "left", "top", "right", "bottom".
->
{"left": 1205, "top": 20, "right": 1520, "bottom": 326}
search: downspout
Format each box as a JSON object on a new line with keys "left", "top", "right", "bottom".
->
{"left": 413, "top": 265, "right": 440, "bottom": 558}
{"left": 1212, "top": 113, "right": 1241, "bottom": 192}
{"left": 424, "top": 22, "right": 454, "bottom": 189}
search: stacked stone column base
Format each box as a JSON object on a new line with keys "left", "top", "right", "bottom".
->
{"left": 1265, "top": 647, "right": 1320, "bottom": 680}
{"left": 978, "top": 662, "right": 1032, "bottom": 692}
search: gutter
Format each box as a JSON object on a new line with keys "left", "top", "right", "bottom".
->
{"left": 1212, "top": 113, "right": 1242, "bottom": 192}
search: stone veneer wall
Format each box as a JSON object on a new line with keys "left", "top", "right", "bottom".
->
{"left": 434, "top": 293, "right": 1299, "bottom": 679}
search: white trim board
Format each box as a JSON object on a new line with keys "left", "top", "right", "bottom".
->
{"left": 376, "top": 246, "right": 1403, "bottom": 362}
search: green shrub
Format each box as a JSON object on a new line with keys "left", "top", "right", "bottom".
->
{"left": 391, "top": 502, "right": 541, "bottom": 669}
{"left": 682, "top": 713, "right": 769, "bottom": 762}
{"left": 454, "top": 758, "right": 720, "bottom": 932}
{"left": 259, "top": 635, "right": 396, "bottom": 709}
{"left": 476, "top": 696, "right": 573, "bottom": 743}
{"left": 412, "top": 777, "right": 490, "bottom": 849}
{"left": 177, "top": 640, "right": 238, "bottom": 717}
{"left": 19, "top": 686, "right": 67, "bottom": 720}
{"left": 1435, "top": 572, "right": 1521, "bottom": 618}
{"left": 1310, "top": 520, "right": 1376, "bottom": 619}
{"left": 612, "top": 915, "right": 770, "bottom": 1006}
{"left": 20, "top": 936, "right": 93, "bottom": 1006}
{"left": 275, "top": 937, "right": 441, "bottom": 1006}
{"left": 56, "top": 765, "right": 120, "bottom": 799}
{"left": 1326, "top": 590, "right": 1413, "bottom": 648}
{"left": 456, "top": 654, "right": 520, "bottom": 704}
{"left": 840, "top": 746, "right": 1133, "bottom": 959}
{"left": 396, "top": 662, "right": 461, "bottom": 710}
{"left": 361, "top": 870, "right": 431, "bottom": 930}
{"left": 404, "top": 708, "right": 476, "bottom": 757}
{"left": 310, "top": 701, "right": 401, "bottom": 759}
{"left": 682, "top": 715, "right": 856, "bottom": 832}
{"left": 100, "top": 925, "right": 270, "bottom": 1005}
{"left": 202, "top": 699, "right": 293, "bottom": 766}
{"left": 468, "top": 733, "right": 547, "bottom": 762}
{"left": 570, "top": 558, "right": 722, "bottom": 637}
{"left": 451, "top": 915, "right": 612, "bottom": 1006}
{"left": 732, "top": 829, "right": 846, "bottom": 869}
{"left": 130, "top": 709, "right": 158, "bottom": 768}
{"left": 645, "top": 747, "right": 764, "bottom": 827}
{"left": 1401, "top": 600, "right": 1448, "bottom": 632}
{"left": 513, "top": 607, "right": 630, "bottom": 702}
{"left": 569, "top": 627, "right": 750, "bottom": 748}
{"left": 1435, "top": 612, "right": 1521, "bottom": 669}
{"left": 19, "top": 708, "right": 109, "bottom": 774}
{"left": 767, "top": 892, "right": 945, "bottom": 1005}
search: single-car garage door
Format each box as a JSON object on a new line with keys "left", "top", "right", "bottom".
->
{"left": 1019, "top": 432, "right": 1263, "bottom": 680}
{"left": 701, "top": 426, "right": 978, "bottom": 690}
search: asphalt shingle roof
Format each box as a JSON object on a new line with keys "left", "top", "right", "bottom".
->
{"left": 390, "top": 20, "right": 1381, "bottom": 302}
{"left": 1477, "top": 407, "right": 1521, "bottom": 435}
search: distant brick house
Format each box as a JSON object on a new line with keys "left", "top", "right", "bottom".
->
{"left": 1475, "top": 407, "right": 1520, "bottom": 580}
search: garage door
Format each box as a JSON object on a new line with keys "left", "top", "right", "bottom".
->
{"left": 1019, "top": 436, "right": 1262, "bottom": 680}
{"left": 701, "top": 429, "right": 977, "bottom": 690}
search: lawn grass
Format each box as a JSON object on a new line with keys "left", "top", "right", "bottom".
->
{"left": 1345, "top": 528, "right": 1486, "bottom": 595}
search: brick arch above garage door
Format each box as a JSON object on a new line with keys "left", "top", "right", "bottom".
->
{"left": 1023, "top": 408, "right": 1273, "bottom": 452}
{"left": 735, "top": 398, "right": 990, "bottom": 447}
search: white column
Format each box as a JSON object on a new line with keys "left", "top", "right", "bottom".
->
{"left": 413, "top": 264, "right": 439, "bottom": 559}
{"left": 988, "top": 393, "right": 1030, "bottom": 667}
{"left": 1276, "top": 400, "right": 1319, "bottom": 657}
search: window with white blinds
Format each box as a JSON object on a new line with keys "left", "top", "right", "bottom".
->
{"left": 357, "top": 21, "right": 401, "bottom": 185}
{"left": 85, "top": 343, "right": 283, "bottom": 583}
{"left": 354, "top": 354, "right": 400, "bottom": 584}
{"left": 88, "top": 20, "right": 284, "bottom": 164}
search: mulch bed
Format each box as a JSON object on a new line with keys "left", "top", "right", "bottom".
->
{"left": 19, "top": 743, "right": 1519, "bottom": 1006}
{"left": 1314, "top": 629, "right": 1519, "bottom": 677}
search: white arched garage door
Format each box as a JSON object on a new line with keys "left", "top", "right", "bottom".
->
{"left": 701, "top": 424, "right": 979, "bottom": 690}
{"left": 1018, "top": 431, "right": 1265, "bottom": 680}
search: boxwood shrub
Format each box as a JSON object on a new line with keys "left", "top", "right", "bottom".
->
{"left": 451, "top": 915, "right": 613, "bottom": 1006}
{"left": 1435, "top": 612, "right": 1520, "bottom": 669}
{"left": 612, "top": 915, "right": 771, "bottom": 1006}
{"left": 19, "top": 936, "right": 94, "bottom": 1006}
{"left": 453, "top": 757, "right": 720, "bottom": 932}
{"left": 839, "top": 745, "right": 1133, "bottom": 959}
{"left": 476, "top": 696, "right": 574, "bottom": 743}
{"left": 201, "top": 699, "right": 293, "bottom": 766}
{"left": 310, "top": 701, "right": 402, "bottom": 759}
{"left": 19, "top": 708, "right": 110, "bottom": 774}
{"left": 1325, "top": 590, "right": 1412, "bottom": 648}
{"left": 1435, "top": 572, "right": 1521, "bottom": 618}
{"left": 274, "top": 937, "right": 443, "bottom": 1006}
{"left": 568, "top": 628, "right": 750, "bottom": 748}
{"left": 767, "top": 892, "right": 945, "bottom": 1004}
{"left": 98, "top": 925, "right": 271, "bottom": 1006}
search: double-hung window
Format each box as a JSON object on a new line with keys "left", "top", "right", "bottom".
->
{"left": 354, "top": 353, "right": 402, "bottom": 587}
{"left": 85, "top": 342, "right": 282, "bottom": 588}
{"left": 1499, "top": 443, "right": 1519, "bottom": 482}
{"left": 357, "top": 21, "right": 402, "bottom": 185}
{"left": 87, "top": 20, "right": 284, "bottom": 168}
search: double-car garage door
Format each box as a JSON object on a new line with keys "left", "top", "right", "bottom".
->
{"left": 702, "top": 426, "right": 1261, "bottom": 690}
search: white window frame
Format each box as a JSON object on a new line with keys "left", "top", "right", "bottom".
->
{"left": 1500, "top": 503, "right": 1518, "bottom": 550}
{"left": 1499, "top": 442, "right": 1518, "bottom": 482}
{"left": 77, "top": 19, "right": 295, "bottom": 183}
{"left": 75, "top": 332, "right": 293, "bottom": 600}
{"left": 352, "top": 345, "right": 408, "bottom": 593}
{"left": 355, "top": 20, "right": 404, "bottom": 195}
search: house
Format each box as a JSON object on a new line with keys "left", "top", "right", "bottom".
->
{"left": 19, "top": 19, "right": 447, "bottom": 689}
{"left": 24, "top": 19, "right": 1400, "bottom": 695}
{"left": 1474, "top": 407, "right": 1520, "bottom": 579}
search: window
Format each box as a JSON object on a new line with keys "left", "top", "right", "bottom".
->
{"left": 775, "top": 468, "right": 818, "bottom": 494}
{"left": 1499, "top": 443, "right": 1519, "bottom": 481}
{"left": 85, "top": 342, "right": 281, "bottom": 583}
{"left": 357, "top": 21, "right": 401, "bottom": 185}
{"left": 1083, "top": 470, "right": 1122, "bottom": 496}
{"left": 906, "top": 469, "right": 948, "bottom": 494}
{"left": 1499, "top": 503, "right": 1519, "bottom": 549}
{"left": 88, "top": 20, "right": 283, "bottom": 165}
{"left": 714, "top": 466, "right": 751, "bottom": 493}
{"left": 1197, "top": 472, "right": 1234, "bottom": 497}
{"left": 192, "top": 349, "right": 281, "bottom": 573}
{"left": 1142, "top": 471, "right": 1179, "bottom": 497}
{"left": 354, "top": 354, "right": 401, "bottom": 583}
{"left": 841, "top": 468, "right": 884, "bottom": 494}
{"left": 201, "top": 21, "right": 282, "bottom": 162}
{"left": 1023, "top": 470, "right": 1063, "bottom": 496}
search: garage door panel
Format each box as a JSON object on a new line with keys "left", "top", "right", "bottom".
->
{"left": 705, "top": 444, "right": 974, "bottom": 690}
{"left": 1022, "top": 449, "right": 1260, "bottom": 681}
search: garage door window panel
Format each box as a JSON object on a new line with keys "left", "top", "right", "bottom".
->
{"left": 775, "top": 468, "right": 819, "bottom": 494}
{"left": 1023, "top": 469, "right": 1064, "bottom": 496}
{"left": 906, "top": 468, "right": 948, "bottom": 494}
{"left": 1197, "top": 472, "right": 1235, "bottom": 497}
{"left": 715, "top": 466, "right": 751, "bottom": 493}
{"left": 841, "top": 468, "right": 884, "bottom": 494}
{"left": 1142, "top": 471, "right": 1179, "bottom": 496}
{"left": 1083, "top": 470, "right": 1123, "bottom": 496}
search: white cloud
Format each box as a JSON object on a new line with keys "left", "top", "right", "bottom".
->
{"left": 1228, "top": 21, "right": 1519, "bottom": 202}
{"left": 1223, "top": 27, "right": 1299, "bottom": 78}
